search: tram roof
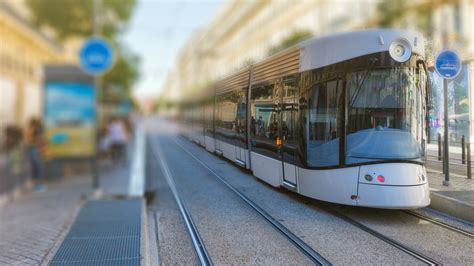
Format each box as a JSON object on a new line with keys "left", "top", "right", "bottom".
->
{"left": 298, "top": 28, "right": 425, "bottom": 72}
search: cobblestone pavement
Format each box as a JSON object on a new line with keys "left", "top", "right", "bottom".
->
{"left": 0, "top": 177, "right": 91, "bottom": 265}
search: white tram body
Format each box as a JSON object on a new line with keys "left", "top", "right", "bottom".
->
{"left": 182, "top": 29, "right": 430, "bottom": 209}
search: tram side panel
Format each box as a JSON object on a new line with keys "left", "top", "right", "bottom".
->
{"left": 197, "top": 104, "right": 206, "bottom": 146}
{"left": 214, "top": 87, "right": 249, "bottom": 166}
{"left": 249, "top": 82, "right": 286, "bottom": 187}
{"left": 297, "top": 167, "right": 359, "bottom": 206}
{"left": 204, "top": 96, "right": 215, "bottom": 153}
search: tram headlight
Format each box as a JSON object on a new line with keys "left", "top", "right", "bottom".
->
{"left": 389, "top": 39, "right": 412, "bottom": 63}
{"left": 364, "top": 174, "right": 373, "bottom": 182}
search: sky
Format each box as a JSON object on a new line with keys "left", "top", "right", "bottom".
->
{"left": 122, "top": 0, "right": 223, "bottom": 99}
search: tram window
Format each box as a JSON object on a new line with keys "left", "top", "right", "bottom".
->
{"left": 345, "top": 68, "right": 424, "bottom": 164}
{"left": 204, "top": 97, "right": 214, "bottom": 136}
{"left": 234, "top": 88, "right": 247, "bottom": 146}
{"left": 282, "top": 79, "right": 298, "bottom": 144}
{"left": 307, "top": 79, "right": 342, "bottom": 167}
{"left": 250, "top": 84, "right": 279, "bottom": 145}
{"left": 215, "top": 91, "right": 238, "bottom": 142}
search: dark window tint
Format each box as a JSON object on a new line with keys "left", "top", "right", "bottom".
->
{"left": 250, "top": 84, "right": 279, "bottom": 156}
{"left": 282, "top": 78, "right": 298, "bottom": 144}
{"left": 204, "top": 97, "right": 214, "bottom": 136}
{"left": 215, "top": 89, "right": 246, "bottom": 146}
{"left": 345, "top": 68, "right": 424, "bottom": 164}
{"left": 307, "top": 79, "right": 342, "bottom": 167}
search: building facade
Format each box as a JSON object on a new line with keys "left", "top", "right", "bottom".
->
{"left": 0, "top": 1, "right": 64, "bottom": 128}
{"left": 0, "top": 1, "right": 65, "bottom": 196}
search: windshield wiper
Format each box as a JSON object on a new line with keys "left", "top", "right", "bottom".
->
{"left": 348, "top": 155, "right": 423, "bottom": 160}
{"left": 349, "top": 57, "right": 379, "bottom": 107}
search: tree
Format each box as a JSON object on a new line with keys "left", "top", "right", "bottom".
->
{"left": 376, "top": 0, "right": 407, "bottom": 28}
{"left": 267, "top": 29, "right": 313, "bottom": 56}
{"left": 101, "top": 44, "right": 140, "bottom": 101}
{"left": 26, "top": 0, "right": 136, "bottom": 39}
{"left": 26, "top": 0, "right": 140, "bottom": 103}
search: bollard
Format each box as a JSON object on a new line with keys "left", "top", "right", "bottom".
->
{"left": 462, "top": 135, "right": 466, "bottom": 164}
{"left": 467, "top": 142, "right": 471, "bottom": 179}
{"left": 441, "top": 137, "right": 445, "bottom": 174}
{"left": 438, "top": 133, "right": 442, "bottom": 161}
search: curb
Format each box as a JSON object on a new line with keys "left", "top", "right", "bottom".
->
{"left": 429, "top": 191, "right": 474, "bottom": 223}
{"left": 140, "top": 198, "right": 150, "bottom": 266}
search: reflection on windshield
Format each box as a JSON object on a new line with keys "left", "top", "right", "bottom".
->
{"left": 346, "top": 68, "right": 424, "bottom": 164}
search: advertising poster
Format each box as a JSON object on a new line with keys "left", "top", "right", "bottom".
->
{"left": 44, "top": 82, "right": 96, "bottom": 159}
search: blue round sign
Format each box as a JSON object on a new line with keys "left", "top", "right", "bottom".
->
{"left": 79, "top": 37, "right": 114, "bottom": 74}
{"left": 435, "top": 50, "right": 461, "bottom": 79}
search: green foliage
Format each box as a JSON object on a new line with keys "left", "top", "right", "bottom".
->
{"left": 26, "top": 0, "right": 136, "bottom": 39}
{"left": 376, "top": 0, "right": 434, "bottom": 33}
{"left": 101, "top": 44, "right": 140, "bottom": 102}
{"left": 26, "top": 0, "right": 140, "bottom": 104}
{"left": 267, "top": 29, "right": 313, "bottom": 56}
{"left": 376, "top": 0, "right": 407, "bottom": 27}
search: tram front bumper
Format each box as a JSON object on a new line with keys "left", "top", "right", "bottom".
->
{"left": 356, "top": 182, "right": 430, "bottom": 209}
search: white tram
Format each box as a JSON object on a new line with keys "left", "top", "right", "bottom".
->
{"left": 182, "top": 29, "right": 430, "bottom": 209}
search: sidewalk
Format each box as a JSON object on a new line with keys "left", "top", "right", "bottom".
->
{"left": 0, "top": 163, "right": 132, "bottom": 265}
{"left": 427, "top": 143, "right": 463, "bottom": 155}
{"left": 0, "top": 176, "right": 90, "bottom": 265}
{"left": 427, "top": 170, "right": 474, "bottom": 223}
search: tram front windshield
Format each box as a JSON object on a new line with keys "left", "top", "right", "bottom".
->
{"left": 346, "top": 67, "right": 424, "bottom": 164}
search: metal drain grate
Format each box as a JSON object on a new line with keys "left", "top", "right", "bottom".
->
{"left": 50, "top": 199, "right": 142, "bottom": 265}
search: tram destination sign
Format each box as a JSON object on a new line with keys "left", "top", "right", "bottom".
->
{"left": 79, "top": 37, "right": 114, "bottom": 75}
{"left": 435, "top": 50, "right": 461, "bottom": 79}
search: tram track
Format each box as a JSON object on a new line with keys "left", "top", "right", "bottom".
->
{"left": 175, "top": 136, "right": 447, "bottom": 265}
{"left": 402, "top": 210, "right": 474, "bottom": 238}
{"left": 321, "top": 208, "right": 441, "bottom": 266}
{"left": 151, "top": 140, "right": 213, "bottom": 266}
{"left": 171, "top": 137, "right": 332, "bottom": 266}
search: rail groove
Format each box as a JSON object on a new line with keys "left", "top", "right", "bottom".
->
{"left": 403, "top": 210, "right": 474, "bottom": 238}
{"left": 172, "top": 137, "right": 331, "bottom": 266}
{"left": 151, "top": 140, "right": 213, "bottom": 266}
{"left": 325, "top": 209, "right": 441, "bottom": 266}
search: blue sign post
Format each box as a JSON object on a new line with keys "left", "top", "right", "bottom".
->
{"left": 435, "top": 50, "right": 462, "bottom": 186}
{"left": 435, "top": 50, "right": 462, "bottom": 79}
{"left": 78, "top": 37, "right": 113, "bottom": 189}
{"left": 79, "top": 37, "right": 114, "bottom": 74}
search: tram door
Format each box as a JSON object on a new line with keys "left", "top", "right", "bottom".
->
{"left": 279, "top": 77, "right": 299, "bottom": 188}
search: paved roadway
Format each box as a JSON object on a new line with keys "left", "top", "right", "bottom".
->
{"left": 145, "top": 119, "right": 474, "bottom": 265}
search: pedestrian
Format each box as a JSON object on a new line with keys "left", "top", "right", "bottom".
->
{"left": 98, "top": 123, "right": 111, "bottom": 160}
{"left": 108, "top": 116, "right": 129, "bottom": 165}
{"left": 250, "top": 116, "right": 256, "bottom": 137}
{"left": 257, "top": 116, "right": 264, "bottom": 136}
{"left": 24, "top": 118, "right": 46, "bottom": 191}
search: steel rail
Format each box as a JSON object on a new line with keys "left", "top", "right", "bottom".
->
{"left": 151, "top": 140, "right": 213, "bottom": 266}
{"left": 402, "top": 210, "right": 474, "bottom": 238}
{"left": 325, "top": 209, "right": 441, "bottom": 266}
{"left": 172, "top": 137, "right": 331, "bottom": 266}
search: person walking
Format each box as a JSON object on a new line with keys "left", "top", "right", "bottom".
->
{"left": 108, "top": 117, "right": 129, "bottom": 165}
{"left": 24, "top": 118, "right": 46, "bottom": 191}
